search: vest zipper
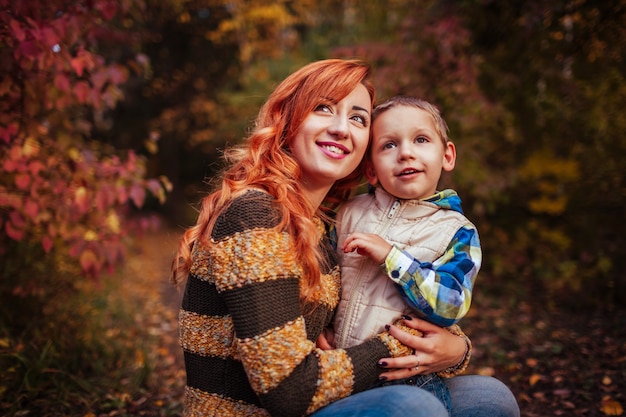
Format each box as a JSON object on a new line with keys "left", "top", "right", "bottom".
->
{"left": 388, "top": 200, "right": 401, "bottom": 219}
{"left": 335, "top": 198, "right": 402, "bottom": 348}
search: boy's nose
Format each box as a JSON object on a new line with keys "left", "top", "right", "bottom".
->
{"left": 398, "top": 144, "right": 416, "bottom": 159}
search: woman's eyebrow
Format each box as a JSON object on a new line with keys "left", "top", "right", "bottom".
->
{"left": 353, "top": 105, "right": 370, "bottom": 114}
{"left": 319, "top": 96, "right": 370, "bottom": 114}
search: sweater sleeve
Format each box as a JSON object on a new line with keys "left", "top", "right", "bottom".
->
{"left": 212, "top": 193, "right": 402, "bottom": 417}
{"left": 384, "top": 225, "right": 481, "bottom": 327}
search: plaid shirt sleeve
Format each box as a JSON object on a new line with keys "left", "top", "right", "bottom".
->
{"left": 383, "top": 225, "right": 481, "bottom": 327}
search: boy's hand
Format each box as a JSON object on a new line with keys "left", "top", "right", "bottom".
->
{"left": 316, "top": 327, "right": 336, "bottom": 350}
{"left": 342, "top": 232, "right": 392, "bottom": 264}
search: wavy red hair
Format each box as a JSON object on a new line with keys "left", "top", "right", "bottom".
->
{"left": 170, "top": 59, "right": 374, "bottom": 301}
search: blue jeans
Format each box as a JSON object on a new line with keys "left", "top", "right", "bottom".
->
{"left": 310, "top": 385, "right": 447, "bottom": 417}
{"left": 374, "top": 373, "right": 452, "bottom": 414}
{"left": 447, "top": 375, "right": 520, "bottom": 417}
{"left": 310, "top": 375, "right": 519, "bottom": 417}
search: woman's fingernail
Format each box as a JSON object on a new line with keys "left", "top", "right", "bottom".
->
{"left": 384, "top": 324, "right": 390, "bottom": 331}
{"left": 377, "top": 361, "right": 388, "bottom": 367}
{"left": 378, "top": 375, "right": 388, "bottom": 381}
{"left": 401, "top": 314, "right": 412, "bottom": 320}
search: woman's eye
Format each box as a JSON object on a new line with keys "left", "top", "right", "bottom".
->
{"left": 351, "top": 114, "right": 368, "bottom": 126}
{"left": 315, "top": 104, "right": 332, "bottom": 113}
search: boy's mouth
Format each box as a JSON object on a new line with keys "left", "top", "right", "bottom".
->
{"left": 397, "top": 168, "right": 420, "bottom": 176}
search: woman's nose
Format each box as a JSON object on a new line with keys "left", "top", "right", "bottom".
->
{"left": 328, "top": 116, "right": 349, "bottom": 139}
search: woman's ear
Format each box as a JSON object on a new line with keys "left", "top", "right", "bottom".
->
{"left": 442, "top": 141, "right": 456, "bottom": 172}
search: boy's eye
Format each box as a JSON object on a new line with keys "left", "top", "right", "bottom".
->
{"left": 382, "top": 142, "right": 396, "bottom": 150}
{"left": 415, "top": 136, "right": 428, "bottom": 144}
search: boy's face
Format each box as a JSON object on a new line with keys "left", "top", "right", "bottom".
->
{"left": 367, "top": 105, "right": 456, "bottom": 200}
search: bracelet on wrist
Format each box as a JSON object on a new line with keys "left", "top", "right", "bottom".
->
{"left": 438, "top": 328, "right": 472, "bottom": 378}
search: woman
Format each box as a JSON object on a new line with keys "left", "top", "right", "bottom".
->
{"left": 170, "top": 59, "right": 519, "bottom": 417}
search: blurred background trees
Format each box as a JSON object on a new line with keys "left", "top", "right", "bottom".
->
{"left": 1, "top": 0, "right": 624, "bottom": 413}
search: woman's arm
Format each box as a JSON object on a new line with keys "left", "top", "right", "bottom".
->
{"left": 212, "top": 192, "right": 409, "bottom": 416}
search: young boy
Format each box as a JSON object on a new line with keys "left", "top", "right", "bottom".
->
{"left": 330, "top": 96, "right": 481, "bottom": 413}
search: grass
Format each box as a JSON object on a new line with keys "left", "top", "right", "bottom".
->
{"left": 0, "top": 230, "right": 184, "bottom": 416}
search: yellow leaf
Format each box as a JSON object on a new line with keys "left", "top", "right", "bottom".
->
{"left": 601, "top": 397, "right": 623, "bottom": 416}
{"left": 529, "top": 374, "right": 542, "bottom": 386}
{"left": 526, "top": 358, "right": 539, "bottom": 367}
{"left": 476, "top": 366, "right": 495, "bottom": 376}
{"left": 602, "top": 376, "right": 612, "bottom": 385}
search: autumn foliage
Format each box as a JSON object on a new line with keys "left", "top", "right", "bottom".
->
{"left": 0, "top": 0, "right": 170, "bottom": 279}
{"left": 0, "top": 0, "right": 624, "bottom": 414}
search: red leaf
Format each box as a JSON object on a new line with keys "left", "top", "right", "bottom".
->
{"left": 91, "top": 68, "right": 109, "bottom": 90}
{"left": 0, "top": 191, "right": 21, "bottom": 209}
{"left": 4, "top": 159, "right": 17, "bottom": 172}
{"left": 96, "top": 185, "right": 115, "bottom": 211}
{"left": 28, "top": 161, "right": 45, "bottom": 175}
{"left": 79, "top": 249, "right": 99, "bottom": 274}
{"left": 23, "top": 199, "right": 38, "bottom": 219}
{"left": 146, "top": 178, "right": 162, "bottom": 195}
{"left": 9, "top": 211, "right": 26, "bottom": 228}
{"left": 108, "top": 64, "right": 128, "bottom": 85}
{"left": 71, "top": 56, "right": 85, "bottom": 76}
{"left": 5, "top": 220, "right": 25, "bottom": 241}
{"left": 0, "top": 123, "right": 18, "bottom": 144}
{"left": 95, "top": 0, "right": 118, "bottom": 21}
{"left": 117, "top": 186, "right": 128, "bottom": 204}
{"left": 10, "top": 19, "right": 26, "bottom": 42}
{"left": 73, "top": 81, "right": 91, "bottom": 104}
{"left": 41, "top": 27, "right": 59, "bottom": 48}
{"left": 42, "top": 235, "right": 53, "bottom": 253}
{"left": 69, "top": 242, "right": 82, "bottom": 257}
{"left": 47, "top": 223, "right": 57, "bottom": 238}
{"left": 9, "top": 145, "right": 22, "bottom": 161}
{"left": 74, "top": 186, "right": 90, "bottom": 213}
{"left": 18, "top": 40, "right": 41, "bottom": 58}
{"left": 129, "top": 185, "right": 146, "bottom": 208}
{"left": 54, "top": 73, "right": 71, "bottom": 92}
{"left": 15, "top": 173, "right": 30, "bottom": 190}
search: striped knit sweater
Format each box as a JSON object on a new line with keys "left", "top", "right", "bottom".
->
{"left": 179, "top": 190, "right": 412, "bottom": 417}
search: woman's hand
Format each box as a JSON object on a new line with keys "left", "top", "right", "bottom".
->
{"left": 378, "top": 316, "right": 467, "bottom": 381}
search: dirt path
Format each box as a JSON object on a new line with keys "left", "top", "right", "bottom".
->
{"left": 122, "top": 225, "right": 186, "bottom": 416}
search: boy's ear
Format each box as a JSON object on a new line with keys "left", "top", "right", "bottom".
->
{"left": 442, "top": 141, "right": 456, "bottom": 172}
{"left": 364, "top": 160, "right": 378, "bottom": 186}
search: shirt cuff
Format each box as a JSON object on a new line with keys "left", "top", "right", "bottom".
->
{"left": 384, "top": 245, "right": 414, "bottom": 283}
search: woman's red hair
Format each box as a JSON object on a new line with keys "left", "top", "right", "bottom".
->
{"left": 170, "top": 59, "right": 374, "bottom": 301}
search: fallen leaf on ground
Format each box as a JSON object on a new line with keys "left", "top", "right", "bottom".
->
{"left": 601, "top": 396, "right": 623, "bottom": 416}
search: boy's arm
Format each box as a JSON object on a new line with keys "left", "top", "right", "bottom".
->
{"left": 384, "top": 225, "right": 481, "bottom": 327}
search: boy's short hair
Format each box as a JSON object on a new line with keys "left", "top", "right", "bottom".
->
{"left": 372, "top": 96, "right": 450, "bottom": 144}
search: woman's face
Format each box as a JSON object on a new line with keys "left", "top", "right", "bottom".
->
{"left": 290, "top": 83, "right": 371, "bottom": 200}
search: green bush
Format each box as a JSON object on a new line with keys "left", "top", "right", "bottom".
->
{"left": 0, "top": 238, "right": 153, "bottom": 415}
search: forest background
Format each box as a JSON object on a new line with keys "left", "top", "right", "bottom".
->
{"left": 1, "top": 0, "right": 625, "bottom": 416}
